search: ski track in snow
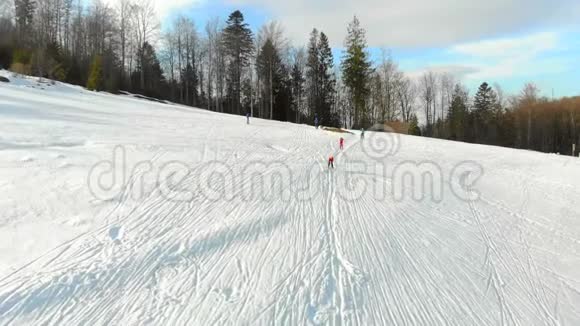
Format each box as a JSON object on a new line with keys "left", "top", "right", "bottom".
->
{"left": 1, "top": 71, "right": 580, "bottom": 325}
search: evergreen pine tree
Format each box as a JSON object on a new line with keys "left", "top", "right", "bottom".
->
{"left": 256, "top": 38, "right": 283, "bottom": 120}
{"left": 447, "top": 84, "right": 468, "bottom": 141}
{"left": 101, "top": 48, "right": 120, "bottom": 93}
{"left": 275, "top": 64, "right": 293, "bottom": 122}
{"left": 135, "top": 42, "right": 165, "bottom": 97}
{"left": 222, "top": 10, "right": 254, "bottom": 114}
{"left": 409, "top": 114, "right": 421, "bottom": 136}
{"left": 473, "top": 82, "right": 497, "bottom": 142}
{"left": 341, "top": 16, "right": 373, "bottom": 128}
{"left": 306, "top": 28, "right": 320, "bottom": 120}
{"left": 474, "top": 82, "right": 496, "bottom": 112}
{"left": 318, "top": 32, "right": 337, "bottom": 127}
{"left": 290, "top": 62, "right": 305, "bottom": 122}
{"left": 45, "top": 41, "right": 66, "bottom": 81}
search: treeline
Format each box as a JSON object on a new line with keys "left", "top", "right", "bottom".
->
{"left": 427, "top": 80, "right": 580, "bottom": 156}
{"left": 0, "top": 1, "right": 577, "bottom": 155}
{"left": 0, "top": 0, "right": 417, "bottom": 127}
{"left": 1, "top": 0, "right": 170, "bottom": 99}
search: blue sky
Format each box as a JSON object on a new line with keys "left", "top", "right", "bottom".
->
{"left": 154, "top": 0, "right": 580, "bottom": 97}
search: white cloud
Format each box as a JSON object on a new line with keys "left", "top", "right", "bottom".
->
{"left": 407, "top": 31, "right": 569, "bottom": 85}
{"left": 406, "top": 64, "right": 480, "bottom": 81}
{"left": 227, "top": 0, "right": 580, "bottom": 47}
{"left": 455, "top": 32, "right": 566, "bottom": 81}
{"left": 158, "top": 0, "right": 204, "bottom": 18}
{"left": 103, "top": 0, "right": 205, "bottom": 20}
{"left": 450, "top": 32, "right": 558, "bottom": 59}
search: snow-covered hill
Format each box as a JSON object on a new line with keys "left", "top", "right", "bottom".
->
{"left": 1, "top": 71, "right": 580, "bottom": 325}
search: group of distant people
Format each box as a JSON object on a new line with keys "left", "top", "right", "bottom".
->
{"left": 245, "top": 112, "right": 365, "bottom": 170}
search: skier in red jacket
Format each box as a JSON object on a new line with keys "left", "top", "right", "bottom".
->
{"left": 339, "top": 137, "right": 344, "bottom": 150}
{"left": 328, "top": 155, "right": 335, "bottom": 169}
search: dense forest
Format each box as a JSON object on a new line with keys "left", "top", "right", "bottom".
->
{"left": 0, "top": 0, "right": 578, "bottom": 156}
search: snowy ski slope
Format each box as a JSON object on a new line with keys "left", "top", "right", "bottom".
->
{"left": 1, "top": 71, "right": 580, "bottom": 325}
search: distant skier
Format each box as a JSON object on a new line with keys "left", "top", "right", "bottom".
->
{"left": 314, "top": 114, "right": 319, "bottom": 129}
{"left": 328, "top": 155, "right": 335, "bottom": 169}
{"left": 339, "top": 137, "right": 344, "bottom": 150}
{"left": 360, "top": 128, "right": 365, "bottom": 140}
{"left": 246, "top": 112, "right": 250, "bottom": 124}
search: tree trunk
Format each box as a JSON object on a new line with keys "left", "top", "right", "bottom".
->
{"left": 269, "top": 62, "right": 273, "bottom": 120}
{"left": 527, "top": 108, "right": 532, "bottom": 148}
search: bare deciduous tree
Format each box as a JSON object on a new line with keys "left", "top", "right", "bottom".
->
{"left": 420, "top": 71, "right": 437, "bottom": 135}
{"left": 521, "top": 82, "right": 539, "bottom": 147}
{"left": 205, "top": 17, "right": 220, "bottom": 111}
{"left": 397, "top": 76, "right": 416, "bottom": 123}
{"left": 132, "top": 0, "right": 158, "bottom": 89}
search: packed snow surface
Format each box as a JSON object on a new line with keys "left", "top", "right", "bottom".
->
{"left": 1, "top": 70, "right": 580, "bottom": 325}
